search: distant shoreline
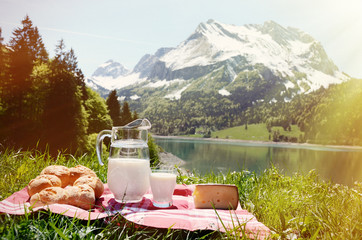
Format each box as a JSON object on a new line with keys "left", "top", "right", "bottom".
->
{"left": 152, "top": 135, "right": 362, "bottom": 151}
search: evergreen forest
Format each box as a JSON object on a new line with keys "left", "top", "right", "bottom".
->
{"left": 0, "top": 16, "right": 136, "bottom": 154}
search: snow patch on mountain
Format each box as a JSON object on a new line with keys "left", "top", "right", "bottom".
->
{"left": 306, "top": 70, "right": 346, "bottom": 92}
{"left": 130, "top": 94, "right": 140, "bottom": 100}
{"left": 218, "top": 88, "right": 231, "bottom": 96}
{"left": 284, "top": 81, "right": 295, "bottom": 90}
{"left": 165, "top": 84, "right": 191, "bottom": 100}
{"left": 85, "top": 78, "right": 100, "bottom": 90}
{"left": 145, "top": 79, "right": 185, "bottom": 88}
{"left": 88, "top": 72, "right": 147, "bottom": 91}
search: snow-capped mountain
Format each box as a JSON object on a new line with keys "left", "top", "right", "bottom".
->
{"left": 85, "top": 60, "right": 146, "bottom": 94}
{"left": 87, "top": 20, "right": 348, "bottom": 100}
{"left": 162, "top": 20, "right": 339, "bottom": 77}
{"left": 93, "top": 59, "right": 129, "bottom": 78}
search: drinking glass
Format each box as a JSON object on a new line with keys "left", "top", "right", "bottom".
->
{"left": 149, "top": 169, "right": 177, "bottom": 208}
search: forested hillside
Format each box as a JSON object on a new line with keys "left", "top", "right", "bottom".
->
{"left": 0, "top": 16, "right": 115, "bottom": 154}
{"left": 127, "top": 77, "right": 362, "bottom": 146}
{"left": 291, "top": 79, "right": 362, "bottom": 145}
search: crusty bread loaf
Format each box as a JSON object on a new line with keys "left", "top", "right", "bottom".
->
{"left": 193, "top": 184, "right": 239, "bottom": 210}
{"left": 28, "top": 165, "right": 104, "bottom": 210}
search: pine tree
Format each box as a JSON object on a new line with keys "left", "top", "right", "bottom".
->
{"left": 132, "top": 110, "right": 138, "bottom": 121}
{"left": 8, "top": 15, "right": 48, "bottom": 99}
{"left": 85, "top": 87, "right": 112, "bottom": 134}
{"left": 120, "top": 101, "right": 133, "bottom": 126}
{"left": 0, "top": 27, "right": 4, "bottom": 72}
{"left": 10, "top": 16, "right": 48, "bottom": 63}
{"left": 0, "top": 28, "right": 5, "bottom": 114}
{"left": 42, "top": 40, "right": 88, "bottom": 154}
{"left": 0, "top": 27, "right": 6, "bottom": 95}
{"left": 106, "top": 90, "right": 121, "bottom": 126}
{"left": 66, "top": 48, "right": 88, "bottom": 101}
{"left": 0, "top": 16, "right": 49, "bottom": 147}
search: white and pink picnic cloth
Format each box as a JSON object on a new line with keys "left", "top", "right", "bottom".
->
{"left": 0, "top": 184, "right": 270, "bottom": 239}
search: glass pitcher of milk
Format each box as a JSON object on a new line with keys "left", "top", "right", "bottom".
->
{"left": 96, "top": 119, "right": 151, "bottom": 203}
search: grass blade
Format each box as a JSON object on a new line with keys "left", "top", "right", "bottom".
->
{"left": 49, "top": 221, "right": 70, "bottom": 240}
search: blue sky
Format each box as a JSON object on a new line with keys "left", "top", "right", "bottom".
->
{"left": 1, "top": 0, "right": 361, "bottom": 78}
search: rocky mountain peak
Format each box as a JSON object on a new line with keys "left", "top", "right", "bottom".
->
{"left": 92, "top": 59, "right": 129, "bottom": 78}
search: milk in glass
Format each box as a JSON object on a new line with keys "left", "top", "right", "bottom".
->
{"left": 150, "top": 171, "right": 176, "bottom": 206}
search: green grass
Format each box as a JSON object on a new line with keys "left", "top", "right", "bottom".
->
{"left": 184, "top": 124, "right": 303, "bottom": 142}
{"left": 1, "top": 148, "right": 361, "bottom": 239}
{"left": 211, "top": 124, "right": 302, "bottom": 142}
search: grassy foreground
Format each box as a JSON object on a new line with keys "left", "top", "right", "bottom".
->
{"left": 0, "top": 148, "right": 361, "bottom": 239}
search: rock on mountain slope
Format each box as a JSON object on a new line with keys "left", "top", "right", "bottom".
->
{"left": 87, "top": 19, "right": 348, "bottom": 101}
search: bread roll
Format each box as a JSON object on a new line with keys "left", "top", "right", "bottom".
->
{"left": 27, "top": 174, "right": 61, "bottom": 197}
{"left": 68, "top": 165, "right": 97, "bottom": 184}
{"left": 73, "top": 175, "right": 104, "bottom": 198}
{"left": 29, "top": 193, "right": 43, "bottom": 207}
{"left": 30, "top": 187, "right": 68, "bottom": 207}
{"left": 65, "top": 184, "right": 95, "bottom": 210}
{"left": 40, "top": 165, "right": 71, "bottom": 187}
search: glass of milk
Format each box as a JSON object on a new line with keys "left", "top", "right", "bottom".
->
{"left": 150, "top": 168, "right": 177, "bottom": 208}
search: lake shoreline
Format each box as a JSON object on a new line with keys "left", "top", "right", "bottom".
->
{"left": 152, "top": 135, "right": 362, "bottom": 151}
{"left": 153, "top": 134, "right": 362, "bottom": 186}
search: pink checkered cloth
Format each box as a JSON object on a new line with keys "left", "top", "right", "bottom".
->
{"left": 0, "top": 184, "right": 270, "bottom": 239}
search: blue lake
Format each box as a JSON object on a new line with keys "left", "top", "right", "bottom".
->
{"left": 154, "top": 137, "right": 362, "bottom": 186}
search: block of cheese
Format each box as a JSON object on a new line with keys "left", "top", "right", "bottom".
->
{"left": 193, "top": 184, "right": 239, "bottom": 210}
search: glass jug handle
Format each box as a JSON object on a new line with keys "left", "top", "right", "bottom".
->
{"left": 96, "top": 130, "right": 112, "bottom": 166}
